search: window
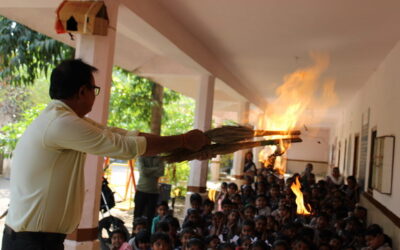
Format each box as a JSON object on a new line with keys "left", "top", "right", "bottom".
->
{"left": 353, "top": 134, "right": 359, "bottom": 177}
{"left": 370, "top": 136, "right": 395, "bottom": 194}
{"left": 368, "top": 130, "right": 377, "bottom": 192}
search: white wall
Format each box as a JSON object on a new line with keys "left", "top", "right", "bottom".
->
{"left": 286, "top": 127, "right": 330, "bottom": 176}
{"left": 287, "top": 127, "right": 330, "bottom": 162}
{"left": 332, "top": 40, "right": 400, "bottom": 217}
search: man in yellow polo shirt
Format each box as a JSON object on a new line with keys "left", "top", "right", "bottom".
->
{"left": 2, "top": 59, "right": 210, "bottom": 250}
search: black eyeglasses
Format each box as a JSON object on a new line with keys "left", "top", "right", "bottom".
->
{"left": 88, "top": 85, "right": 101, "bottom": 96}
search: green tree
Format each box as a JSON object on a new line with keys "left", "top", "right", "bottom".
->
{"left": 108, "top": 67, "right": 193, "bottom": 135}
{"left": 0, "top": 15, "right": 74, "bottom": 86}
{"left": 162, "top": 93, "right": 194, "bottom": 135}
{"left": 0, "top": 85, "right": 31, "bottom": 124}
{"left": 0, "top": 103, "right": 46, "bottom": 157}
{"left": 0, "top": 16, "right": 196, "bottom": 194}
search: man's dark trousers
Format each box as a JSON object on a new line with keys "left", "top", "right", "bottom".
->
{"left": 133, "top": 190, "right": 159, "bottom": 226}
{"left": 2, "top": 225, "right": 66, "bottom": 250}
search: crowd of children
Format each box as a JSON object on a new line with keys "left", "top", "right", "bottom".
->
{"left": 110, "top": 164, "right": 393, "bottom": 250}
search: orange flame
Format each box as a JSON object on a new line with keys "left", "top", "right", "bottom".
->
{"left": 262, "top": 52, "right": 337, "bottom": 131}
{"left": 257, "top": 52, "right": 337, "bottom": 175}
{"left": 290, "top": 176, "right": 311, "bottom": 215}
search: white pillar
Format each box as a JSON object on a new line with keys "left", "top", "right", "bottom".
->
{"left": 253, "top": 112, "right": 265, "bottom": 169}
{"left": 65, "top": 1, "right": 118, "bottom": 249}
{"left": 210, "top": 155, "right": 221, "bottom": 182}
{"left": 209, "top": 118, "right": 223, "bottom": 182}
{"left": 231, "top": 102, "right": 250, "bottom": 180}
{"left": 186, "top": 75, "right": 214, "bottom": 207}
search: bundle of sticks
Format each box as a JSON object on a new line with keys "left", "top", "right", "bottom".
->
{"left": 163, "top": 125, "right": 302, "bottom": 163}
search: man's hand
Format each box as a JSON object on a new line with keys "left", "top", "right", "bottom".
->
{"left": 182, "top": 129, "right": 211, "bottom": 151}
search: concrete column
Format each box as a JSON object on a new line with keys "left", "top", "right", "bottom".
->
{"left": 209, "top": 118, "right": 223, "bottom": 182}
{"left": 231, "top": 102, "right": 250, "bottom": 180}
{"left": 253, "top": 112, "right": 265, "bottom": 169}
{"left": 210, "top": 155, "right": 221, "bottom": 182}
{"left": 185, "top": 75, "right": 214, "bottom": 207}
{"left": 64, "top": 1, "right": 118, "bottom": 250}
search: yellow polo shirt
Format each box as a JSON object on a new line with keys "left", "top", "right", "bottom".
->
{"left": 6, "top": 100, "right": 146, "bottom": 234}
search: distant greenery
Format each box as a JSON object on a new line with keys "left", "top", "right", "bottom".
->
{"left": 164, "top": 162, "right": 190, "bottom": 197}
{"left": 0, "top": 16, "right": 195, "bottom": 195}
{"left": 108, "top": 67, "right": 194, "bottom": 135}
{"left": 0, "top": 15, "right": 74, "bottom": 86}
{"left": 0, "top": 103, "right": 46, "bottom": 157}
{"left": 0, "top": 78, "right": 50, "bottom": 157}
{"left": 0, "top": 70, "right": 195, "bottom": 156}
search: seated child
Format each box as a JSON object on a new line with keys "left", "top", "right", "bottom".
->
{"left": 209, "top": 211, "right": 225, "bottom": 236}
{"left": 131, "top": 230, "right": 150, "bottom": 250}
{"left": 129, "top": 217, "right": 148, "bottom": 248}
{"left": 151, "top": 232, "right": 172, "bottom": 250}
{"left": 255, "top": 195, "right": 271, "bottom": 216}
{"left": 235, "top": 236, "right": 252, "bottom": 250}
{"left": 177, "top": 227, "right": 196, "bottom": 250}
{"left": 110, "top": 229, "right": 132, "bottom": 250}
{"left": 242, "top": 204, "right": 257, "bottom": 221}
{"left": 202, "top": 199, "right": 215, "bottom": 227}
{"left": 186, "top": 238, "right": 205, "bottom": 250}
{"left": 251, "top": 240, "right": 270, "bottom": 250}
{"left": 363, "top": 224, "right": 392, "bottom": 250}
{"left": 205, "top": 235, "right": 220, "bottom": 250}
{"left": 151, "top": 201, "right": 169, "bottom": 233}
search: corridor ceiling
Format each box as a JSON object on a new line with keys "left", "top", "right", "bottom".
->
{"left": 1, "top": 0, "right": 400, "bottom": 127}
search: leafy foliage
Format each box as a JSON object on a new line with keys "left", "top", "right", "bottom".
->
{"left": 0, "top": 103, "right": 46, "bottom": 157}
{"left": 162, "top": 93, "right": 194, "bottom": 136}
{"left": 0, "top": 85, "right": 32, "bottom": 124}
{"left": 108, "top": 67, "right": 193, "bottom": 135}
{"left": 0, "top": 15, "right": 195, "bottom": 191}
{"left": 164, "top": 162, "right": 190, "bottom": 197}
{"left": 0, "top": 15, "right": 74, "bottom": 86}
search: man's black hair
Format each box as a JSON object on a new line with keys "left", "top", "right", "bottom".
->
{"left": 50, "top": 59, "right": 98, "bottom": 99}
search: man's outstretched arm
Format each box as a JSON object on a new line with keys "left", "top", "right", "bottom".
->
{"left": 139, "top": 129, "right": 211, "bottom": 156}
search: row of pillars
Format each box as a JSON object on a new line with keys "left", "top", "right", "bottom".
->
{"left": 63, "top": 1, "right": 259, "bottom": 249}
